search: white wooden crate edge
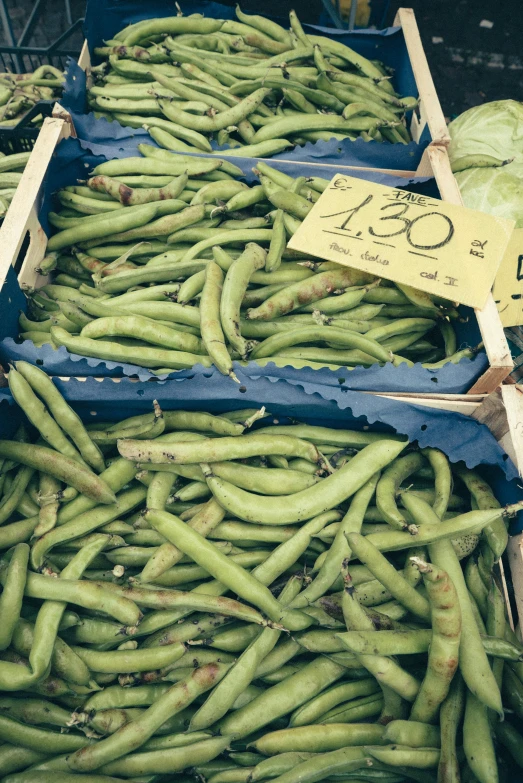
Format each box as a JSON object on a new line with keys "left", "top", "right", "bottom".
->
{"left": 77, "top": 7, "right": 449, "bottom": 148}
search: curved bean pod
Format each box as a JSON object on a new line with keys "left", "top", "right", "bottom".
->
{"left": 50, "top": 326, "right": 212, "bottom": 371}
{"left": 221, "top": 242, "right": 266, "bottom": 357}
{"left": 0, "top": 441, "right": 115, "bottom": 504}
{"left": 247, "top": 267, "right": 373, "bottom": 320}
{"left": 199, "top": 439, "right": 406, "bottom": 524}
{"left": 15, "top": 362, "right": 105, "bottom": 472}
{"left": 409, "top": 558, "right": 461, "bottom": 723}
{"left": 145, "top": 508, "right": 312, "bottom": 631}
{"left": 0, "top": 544, "right": 28, "bottom": 651}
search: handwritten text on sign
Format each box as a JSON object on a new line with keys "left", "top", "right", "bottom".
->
{"left": 288, "top": 175, "right": 514, "bottom": 310}
{"left": 493, "top": 228, "right": 523, "bottom": 328}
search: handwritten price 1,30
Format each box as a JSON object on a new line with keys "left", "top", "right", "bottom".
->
{"left": 320, "top": 191, "right": 455, "bottom": 257}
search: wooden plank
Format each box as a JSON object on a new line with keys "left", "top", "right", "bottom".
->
{"left": 414, "top": 148, "right": 433, "bottom": 178}
{"left": 501, "top": 385, "right": 523, "bottom": 477}
{"left": 52, "top": 102, "right": 77, "bottom": 137}
{"left": 78, "top": 40, "right": 91, "bottom": 70}
{"left": 371, "top": 392, "right": 482, "bottom": 415}
{"left": 0, "top": 117, "right": 70, "bottom": 293}
{"left": 428, "top": 145, "right": 513, "bottom": 392}
{"left": 394, "top": 8, "right": 449, "bottom": 146}
{"left": 16, "top": 206, "right": 48, "bottom": 290}
{"left": 468, "top": 296, "right": 513, "bottom": 391}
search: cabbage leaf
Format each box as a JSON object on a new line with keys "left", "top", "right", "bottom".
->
{"left": 449, "top": 100, "right": 523, "bottom": 164}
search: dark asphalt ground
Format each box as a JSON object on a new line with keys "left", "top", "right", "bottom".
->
{"left": 1, "top": 0, "right": 522, "bottom": 119}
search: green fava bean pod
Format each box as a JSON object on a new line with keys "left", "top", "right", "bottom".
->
{"left": 0, "top": 714, "right": 90, "bottom": 754}
{"left": 140, "top": 496, "right": 225, "bottom": 583}
{"left": 249, "top": 326, "right": 393, "bottom": 364}
{"left": 80, "top": 314, "right": 203, "bottom": 354}
{"left": 0, "top": 744, "right": 49, "bottom": 777}
{"left": 249, "top": 746, "right": 372, "bottom": 783}
{"left": 144, "top": 507, "right": 312, "bottom": 631}
{"left": 0, "top": 466, "right": 34, "bottom": 527}
{"left": 347, "top": 533, "right": 431, "bottom": 621}
{"left": 51, "top": 326, "right": 213, "bottom": 371}
{"left": 158, "top": 88, "right": 271, "bottom": 131}
{"left": 266, "top": 209, "right": 285, "bottom": 272}
{"left": 364, "top": 744, "right": 440, "bottom": 769}
{"left": 197, "top": 439, "right": 406, "bottom": 525}
{"left": 88, "top": 171, "right": 188, "bottom": 205}
{"left": 8, "top": 368, "right": 85, "bottom": 465}
{"left": 189, "top": 576, "right": 302, "bottom": 732}
{"left": 454, "top": 464, "right": 507, "bottom": 560}
{"left": 91, "top": 735, "right": 233, "bottom": 776}
{"left": 408, "top": 558, "right": 461, "bottom": 723}
{"left": 30, "top": 485, "right": 147, "bottom": 569}
{"left": 383, "top": 719, "right": 441, "bottom": 748}
{"left": 339, "top": 570, "right": 421, "bottom": 702}
{"left": 252, "top": 723, "right": 388, "bottom": 755}
{"left": 246, "top": 267, "right": 374, "bottom": 320}
{"left": 375, "top": 452, "right": 426, "bottom": 532}
{"left": 219, "top": 656, "right": 347, "bottom": 739}
{"left": 495, "top": 721, "right": 523, "bottom": 771}
{"left": 289, "top": 678, "right": 381, "bottom": 728}
{"left": 28, "top": 535, "right": 111, "bottom": 682}
{"left": 67, "top": 662, "right": 229, "bottom": 771}
{"left": 438, "top": 672, "right": 465, "bottom": 783}
{"left": 291, "top": 475, "right": 378, "bottom": 609}
{"left": 420, "top": 446, "right": 452, "bottom": 520}
{"left": 220, "top": 242, "right": 266, "bottom": 358}
{"left": 0, "top": 441, "right": 116, "bottom": 505}
{"left": 0, "top": 543, "right": 29, "bottom": 650}
{"left": 201, "top": 260, "right": 238, "bottom": 380}
{"left": 118, "top": 431, "right": 321, "bottom": 466}
{"left": 250, "top": 753, "right": 319, "bottom": 782}
{"left": 400, "top": 491, "right": 504, "bottom": 717}
{"left": 463, "top": 689, "right": 498, "bottom": 783}
{"left": 34, "top": 473, "right": 61, "bottom": 537}
{"left": 14, "top": 362, "right": 105, "bottom": 473}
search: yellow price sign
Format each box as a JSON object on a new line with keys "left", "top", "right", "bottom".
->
{"left": 493, "top": 228, "right": 523, "bottom": 328}
{"left": 288, "top": 174, "right": 515, "bottom": 310}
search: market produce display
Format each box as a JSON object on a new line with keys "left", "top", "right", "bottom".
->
{"left": 0, "top": 66, "right": 64, "bottom": 127}
{"left": 0, "top": 151, "right": 30, "bottom": 220}
{"left": 87, "top": 8, "right": 418, "bottom": 156}
{"left": 0, "top": 364, "right": 521, "bottom": 781}
{"left": 18, "top": 154, "right": 475, "bottom": 377}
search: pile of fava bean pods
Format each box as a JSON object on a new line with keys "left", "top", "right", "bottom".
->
{"left": 0, "top": 363, "right": 523, "bottom": 782}
{"left": 0, "top": 152, "right": 31, "bottom": 220}
{"left": 0, "top": 66, "right": 64, "bottom": 128}
{"left": 20, "top": 158, "right": 478, "bottom": 379}
{"left": 87, "top": 9, "right": 418, "bottom": 157}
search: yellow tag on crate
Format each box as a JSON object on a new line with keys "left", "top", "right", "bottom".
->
{"left": 288, "top": 174, "right": 514, "bottom": 310}
{"left": 493, "top": 228, "right": 523, "bottom": 328}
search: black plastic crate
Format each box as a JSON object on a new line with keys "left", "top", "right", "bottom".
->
{"left": 0, "top": 12, "right": 83, "bottom": 74}
{"left": 0, "top": 99, "right": 54, "bottom": 154}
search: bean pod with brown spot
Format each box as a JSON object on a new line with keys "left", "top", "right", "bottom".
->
{"left": 409, "top": 558, "right": 461, "bottom": 724}
{"left": 246, "top": 267, "right": 374, "bottom": 321}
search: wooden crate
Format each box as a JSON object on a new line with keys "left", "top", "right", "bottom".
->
{"left": 0, "top": 115, "right": 509, "bottom": 394}
{"left": 76, "top": 6, "right": 449, "bottom": 150}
